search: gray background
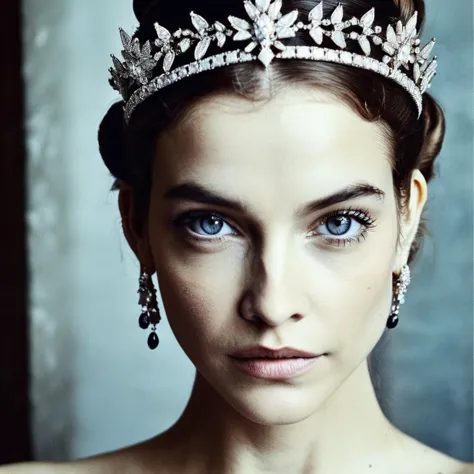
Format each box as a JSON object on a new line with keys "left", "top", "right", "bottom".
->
{"left": 23, "top": 0, "right": 473, "bottom": 462}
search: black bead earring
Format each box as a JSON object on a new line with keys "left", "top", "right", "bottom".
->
{"left": 387, "top": 264, "right": 411, "bottom": 329}
{"left": 138, "top": 270, "right": 162, "bottom": 349}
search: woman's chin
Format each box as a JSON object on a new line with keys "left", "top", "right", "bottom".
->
{"left": 223, "top": 384, "right": 327, "bottom": 426}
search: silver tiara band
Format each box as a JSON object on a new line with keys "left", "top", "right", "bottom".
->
{"left": 109, "top": 0, "right": 438, "bottom": 123}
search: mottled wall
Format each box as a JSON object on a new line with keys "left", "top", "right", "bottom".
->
{"left": 381, "top": 1, "right": 473, "bottom": 461}
{"left": 24, "top": 0, "right": 473, "bottom": 462}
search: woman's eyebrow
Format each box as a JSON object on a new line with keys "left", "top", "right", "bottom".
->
{"left": 163, "top": 181, "right": 385, "bottom": 216}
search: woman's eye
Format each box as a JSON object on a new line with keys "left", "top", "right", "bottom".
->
{"left": 313, "top": 209, "right": 377, "bottom": 247}
{"left": 173, "top": 212, "right": 238, "bottom": 241}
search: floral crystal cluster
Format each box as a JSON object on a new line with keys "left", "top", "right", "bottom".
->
{"left": 109, "top": 0, "right": 438, "bottom": 120}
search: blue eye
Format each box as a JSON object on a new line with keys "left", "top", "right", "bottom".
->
{"left": 325, "top": 215, "right": 352, "bottom": 235}
{"left": 314, "top": 208, "right": 377, "bottom": 247}
{"left": 173, "top": 212, "right": 238, "bottom": 240}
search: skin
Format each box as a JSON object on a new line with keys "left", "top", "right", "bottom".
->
{"left": 3, "top": 87, "right": 472, "bottom": 474}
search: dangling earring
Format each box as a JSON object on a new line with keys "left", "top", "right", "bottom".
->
{"left": 138, "top": 269, "right": 162, "bottom": 349}
{"left": 387, "top": 264, "right": 411, "bottom": 329}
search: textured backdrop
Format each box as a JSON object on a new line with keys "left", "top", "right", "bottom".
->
{"left": 23, "top": 0, "right": 473, "bottom": 462}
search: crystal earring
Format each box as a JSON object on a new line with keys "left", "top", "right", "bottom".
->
{"left": 138, "top": 270, "right": 162, "bottom": 349}
{"left": 387, "top": 264, "right": 411, "bottom": 329}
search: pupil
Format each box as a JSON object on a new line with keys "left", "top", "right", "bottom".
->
{"left": 327, "top": 216, "right": 351, "bottom": 236}
{"left": 201, "top": 216, "right": 223, "bottom": 235}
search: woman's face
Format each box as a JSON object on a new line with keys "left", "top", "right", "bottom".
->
{"left": 141, "top": 87, "right": 425, "bottom": 424}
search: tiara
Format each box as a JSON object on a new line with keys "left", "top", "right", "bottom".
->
{"left": 109, "top": 0, "right": 438, "bottom": 123}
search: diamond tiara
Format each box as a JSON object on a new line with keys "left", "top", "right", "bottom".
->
{"left": 109, "top": 0, "right": 438, "bottom": 123}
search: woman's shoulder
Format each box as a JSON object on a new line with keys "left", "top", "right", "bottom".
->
{"left": 0, "top": 457, "right": 139, "bottom": 474}
{"left": 0, "top": 461, "right": 112, "bottom": 474}
{"left": 0, "top": 439, "right": 166, "bottom": 474}
{"left": 399, "top": 431, "right": 473, "bottom": 474}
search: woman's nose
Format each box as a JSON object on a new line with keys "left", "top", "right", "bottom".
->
{"left": 239, "top": 245, "right": 308, "bottom": 327}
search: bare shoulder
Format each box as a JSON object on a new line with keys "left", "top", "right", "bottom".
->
{"left": 0, "top": 437, "right": 172, "bottom": 474}
{"left": 0, "top": 462, "right": 82, "bottom": 474}
{"left": 398, "top": 431, "right": 474, "bottom": 474}
{"left": 0, "top": 447, "right": 146, "bottom": 474}
{"left": 0, "top": 456, "right": 140, "bottom": 474}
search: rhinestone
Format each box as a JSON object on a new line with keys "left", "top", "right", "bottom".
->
{"left": 374, "top": 26, "right": 382, "bottom": 33}
{"left": 373, "top": 36, "right": 382, "bottom": 45}
{"left": 312, "top": 48, "right": 325, "bottom": 60}
{"left": 350, "top": 17, "right": 358, "bottom": 25}
{"left": 326, "top": 50, "right": 339, "bottom": 62}
{"left": 363, "top": 56, "right": 372, "bottom": 68}
{"left": 353, "top": 55, "right": 363, "bottom": 66}
{"left": 340, "top": 51, "right": 352, "bottom": 64}
{"left": 214, "top": 55, "right": 225, "bottom": 67}
{"left": 297, "top": 46, "right": 311, "bottom": 59}
{"left": 349, "top": 32, "right": 358, "bottom": 40}
{"left": 322, "top": 19, "right": 331, "bottom": 26}
{"left": 226, "top": 51, "right": 239, "bottom": 63}
{"left": 258, "top": 48, "right": 275, "bottom": 66}
{"left": 371, "top": 60, "right": 380, "bottom": 72}
{"left": 297, "top": 21, "right": 304, "bottom": 28}
{"left": 380, "top": 64, "right": 389, "bottom": 75}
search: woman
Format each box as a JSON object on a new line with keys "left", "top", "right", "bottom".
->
{"left": 4, "top": 0, "right": 473, "bottom": 472}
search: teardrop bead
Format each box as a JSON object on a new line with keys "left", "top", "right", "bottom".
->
{"left": 139, "top": 312, "right": 151, "bottom": 329}
{"left": 148, "top": 331, "right": 159, "bottom": 350}
{"left": 386, "top": 315, "right": 399, "bottom": 329}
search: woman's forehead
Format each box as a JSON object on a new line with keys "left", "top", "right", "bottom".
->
{"left": 153, "top": 87, "right": 392, "bottom": 192}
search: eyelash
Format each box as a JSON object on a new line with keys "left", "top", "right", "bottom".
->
{"left": 171, "top": 207, "right": 377, "bottom": 248}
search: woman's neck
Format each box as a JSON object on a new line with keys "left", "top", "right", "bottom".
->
{"left": 151, "top": 359, "right": 405, "bottom": 474}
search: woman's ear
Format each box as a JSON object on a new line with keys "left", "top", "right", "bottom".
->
{"left": 393, "top": 169, "right": 428, "bottom": 271}
{"left": 118, "top": 182, "right": 155, "bottom": 271}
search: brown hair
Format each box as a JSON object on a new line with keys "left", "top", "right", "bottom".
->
{"left": 98, "top": 0, "right": 445, "bottom": 265}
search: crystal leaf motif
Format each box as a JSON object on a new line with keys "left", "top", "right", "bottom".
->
{"left": 360, "top": 7, "right": 375, "bottom": 28}
{"left": 195, "top": 36, "right": 212, "bottom": 60}
{"left": 191, "top": 11, "right": 209, "bottom": 34}
{"left": 332, "top": 30, "right": 346, "bottom": 49}
{"left": 228, "top": 0, "right": 298, "bottom": 66}
{"left": 331, "top": 4, "right": 344, "bottom": 25}
{"left": 268, "top": 0, "right": 282, "bottom": 20}
{"left": 113, "top": 29, "right": 157, "bottom": 86}
{"left": 417, "top": 39, "right": 435, "bottom": 62}
{"left": 154, "top": 23, "right": 172, "bottom": 47}
{"left": 163, "top": 50, "right": 176, "bottom": 72}
{"left": 256, "top": 0, "right": 271, "bottom": 12}
{"left": 420, "top": 58, "right": 437, "bottom": 93}
{"left": 245, "top": 1, "right": 260, "bottom": 21}
{"left": 178, "top": 38, "right": 191, "bottom": 53}
{"left": 216, "top": 31, "right": 227, "bottom": 47}
{"left": 309, "top": 1, "right": 323, "bottom": 23}
{"left": 358, "top": 35, "right": 371, "bottom": 56}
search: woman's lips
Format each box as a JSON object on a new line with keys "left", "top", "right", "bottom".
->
{"left": 228, "top": 346, "right": 325, "bottom": 380}
{"left": 229, "top": 356, "right": 322, "bottom": 379}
